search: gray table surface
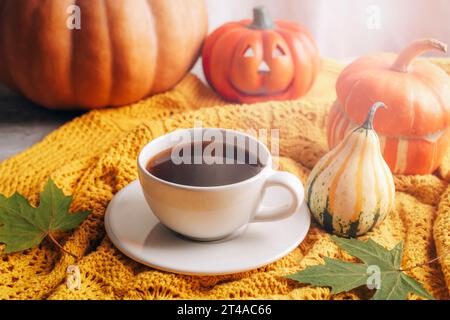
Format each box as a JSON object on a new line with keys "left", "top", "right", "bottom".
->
{"left": 0, "top": 85, "right": 81, "bottom": 162}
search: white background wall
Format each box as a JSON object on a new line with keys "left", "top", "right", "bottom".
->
{"left": 205, "top": 0, "right": 450, "bottom": 60}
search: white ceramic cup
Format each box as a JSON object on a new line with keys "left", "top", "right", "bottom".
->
{"left": 137, "top": 128, "right": 304, "bottom": 241}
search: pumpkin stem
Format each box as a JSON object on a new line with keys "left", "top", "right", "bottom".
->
{"left": 362, "top": 102, "right": 386, "bottom": 130}
{"left": 391, "top": 39, "right": 447, "bottom": 73}
{"left": 248, "top": 6, "right": 274, "bottom": 30}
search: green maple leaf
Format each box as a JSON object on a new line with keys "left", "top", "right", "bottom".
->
{"left": 286, "top": 236, "right": 434, "bottom": 300}
{"left": 0, "top": 179, "right": 90, "bottom": 256}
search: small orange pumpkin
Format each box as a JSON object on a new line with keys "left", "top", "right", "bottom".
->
{"left": 327, "top": 39, "right": 450, "bottom": 175}
{"left": 202, "top": 6, "right": 320, "bottom": 103}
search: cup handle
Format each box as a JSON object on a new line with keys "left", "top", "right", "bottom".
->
{"left": 252, "top": 169, "right": 304, "bottom": 222}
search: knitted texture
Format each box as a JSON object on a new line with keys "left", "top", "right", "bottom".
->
{"left": 0, "top": 59, "right": 449, "bottom": 300}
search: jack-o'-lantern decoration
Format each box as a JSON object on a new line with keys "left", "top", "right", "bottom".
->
{"left": 327, "top": 39, "right": 450, "bottom": 175}
{"left": 202, "top": 6, "right": 320, "bottom": 103}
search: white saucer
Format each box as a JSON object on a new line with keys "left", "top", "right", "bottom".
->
{"left": 105, "top": 180, "right": 311, "bottom": 275}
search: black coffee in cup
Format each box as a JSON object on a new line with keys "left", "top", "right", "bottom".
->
{"left": 146, "top": 140, "right": 264, "bottom": 187}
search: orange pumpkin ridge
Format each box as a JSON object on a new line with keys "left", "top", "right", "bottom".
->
{"left": 202, "top": 6, "right": 320, "bottom": 103}
{"left": 202, "top": 22, "right": 249, "bottom": 87}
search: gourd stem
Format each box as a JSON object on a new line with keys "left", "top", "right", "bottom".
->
{"left": 248, "top": 6, "right": 274, "bottom": 30}
{"left": 362, "top": 102, "right": 386, "bottom": 130}
{"left": 391, "top": 39, "right": 447, "bottom": 73}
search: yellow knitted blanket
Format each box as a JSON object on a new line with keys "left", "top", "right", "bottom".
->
{"left": 0, "top": 59, "right": 449, "bottom": 300}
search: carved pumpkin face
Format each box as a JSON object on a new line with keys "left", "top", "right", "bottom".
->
{"left": 229, "top": 34, "right": 294, "bottom": 95}
{"left": 203, "top": 6, "right": 320, "bottom": 103}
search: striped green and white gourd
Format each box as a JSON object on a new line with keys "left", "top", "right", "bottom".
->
{"left": 306, "top": 102, "right": 395, "bottom": 237}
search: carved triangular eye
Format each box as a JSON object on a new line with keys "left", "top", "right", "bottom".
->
{"left": 243, "top": 46, "right": 254, "bottom": 57}
{"left": 273, "top": 45, "right": 285, "bottom": 57}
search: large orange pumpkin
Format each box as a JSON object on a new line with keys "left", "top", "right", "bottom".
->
{"left": 327, "top": 39, "right": 450, "bottom": 175}
{"left": 202, "top": 6, "right": 320, "bottom": 103}
{"left": 0, "top": 0, "right": 207, "bottom": 109}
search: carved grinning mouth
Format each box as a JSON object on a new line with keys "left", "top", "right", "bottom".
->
{"left": 228, "top": 78, "right": 292, "bottom": 96}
